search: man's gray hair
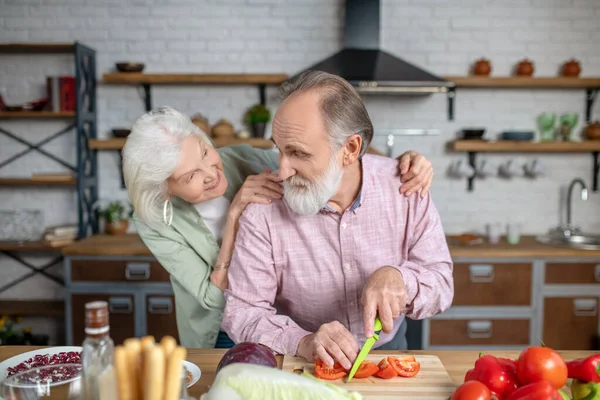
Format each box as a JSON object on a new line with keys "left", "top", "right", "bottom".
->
{"left": 277, "top": 70, "right": 373, "bottom": 158}
{"left": 121, "top": 106, "right": 212, "bottom": 228}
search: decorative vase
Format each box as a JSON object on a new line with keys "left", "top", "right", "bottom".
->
{"left": 585, "top": 121, "right": 600, "bottom": 140}
{"left": 250, "top": 122, "right": 266, "bottom": 138}
{"left": 562, "top": 59, "right": 581, "bottom": 77}
{"left": 106, "top": 219, "right": 129, "bottom": 235}
{"left": 558, "top": 113, "right": 579, "bottom": 142}
{"left": 536, "top": 112, "right": 556, "bottom": 142}
{"left": 515, "top": 59, "right": 534, "bottom": 76}
{"left": 473, "top": 58, "right": 492, "bottom": 76}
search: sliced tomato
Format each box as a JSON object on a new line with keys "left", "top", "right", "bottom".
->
{"left": 375, "top": 358, "right": 398, "bottom": 379}
{"left": 388, "top": 356, "right": 421, "bottom": 377}
{"left": 314, "top": 360, "right": 347, "bottom": 380}
{"left": 394, "top": 355, "right": 416, "bottom": 362}
{"left": 353, "top": 360, "right": 379, "bottom": 379}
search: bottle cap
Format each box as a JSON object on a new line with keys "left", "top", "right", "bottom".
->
{"left": 84, "top": 301, "right": 110, "bottom": 336}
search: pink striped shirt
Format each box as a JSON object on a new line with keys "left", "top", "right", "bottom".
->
{"left": 222, "top": 154, "right": 453, "bottom": 355}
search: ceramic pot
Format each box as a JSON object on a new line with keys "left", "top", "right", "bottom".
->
{"left": 106, "top": 219, "right": 129, "bottom": 235}
{"left": 473, "top": 58, "right": 492, "bottom": 76}
{"left": 585, "top": 121, "right": 600, "bottom": 140}
{"left": 562, "top": 59, "right": 581, "bottom": 77}
{"left": 251, "top": 122, "right": 266, "bottom": 138}
{"left": 515, "top": 59, "right": 534, "bottom": 76}
{"left": 191, "top": 114, "right": 211, "bottom": 135}
{"left": 211, "top": 119, "right": 235, "bottom": 138}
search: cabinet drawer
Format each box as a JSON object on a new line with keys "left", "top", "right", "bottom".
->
{"left": 453, "top": 263, "right": 531, "bottom": 306}
{"left": 70, "top": 259, "right": 170, "bottom": 283}
{"left": 146, "top": 295, "right": 179, "bottom": 343}
{"left": 545, "top": 263, "right": 600, "bottom": 284}
{"left": 543, "top": 297, "right": 599, "bottom": 350}
{"left": 429, "top": 319, "right": 530, "bottom": 346}
{"left": 71, "top": 294, "right": 135, "bottom": 345}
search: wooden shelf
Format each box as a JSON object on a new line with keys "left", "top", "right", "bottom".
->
{"left": 0, "top": 175, "right": 77, "bottom": 186}
{"left": 102, "top": 73, "right": 288, "bottom": 85}
{"left": 88, "top": 137, "right": 275, "bottom": 150}
{"left": 0, "top": 300, "right": 64, "bottom": 317}
{"left": 0, "top": 240, "right": 72, "bottom": 252}
{"left": 0, "top": 43, "right": 74, "bottom": 54}
{"left": 452, "top": 140, "right": 600, "bottom": 153}
{"left": 0, "top": 111, "right": 75, "bottom": 119}
{"left": 444, "top": 76, "right": 600, "bottom": 88}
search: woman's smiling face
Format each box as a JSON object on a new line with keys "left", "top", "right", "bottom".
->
{"left": 167, "top": 135, "right": 228, "bottom": 203}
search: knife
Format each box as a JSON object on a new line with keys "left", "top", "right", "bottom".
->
{"left": 346, "top": 316, "right": 383, "bottom": 382}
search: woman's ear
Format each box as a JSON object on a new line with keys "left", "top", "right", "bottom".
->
{"left": 343, "top": 134, "right": 362, "bottom": 166}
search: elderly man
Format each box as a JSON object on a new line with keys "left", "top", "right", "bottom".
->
{"left": 222, "top": 70, "right": 453, "bottom": 369}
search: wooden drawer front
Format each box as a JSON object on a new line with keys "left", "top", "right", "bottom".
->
{"left": 543, "top": 297, "right": 599, "bottom": 350}
{"left": 545, "top": 263, "right": 600, "bottom": 284}
{"left": 146, "top": 295, "right": 179, "bottom": 343}
{"left": 430, "top": 319, "right": 530, "bottom": 346}
{"left": 453, "top": 263, "right": 531, "bottom": 306}
{"left": 71, "top": 294, "right": 135, "bottom": 346}
{"left": 71, "top": 259, "right": 170, "bottom": 283}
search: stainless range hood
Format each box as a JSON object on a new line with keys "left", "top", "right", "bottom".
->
{"left": 285, "top": 0, "right": 454, "bottom": 95}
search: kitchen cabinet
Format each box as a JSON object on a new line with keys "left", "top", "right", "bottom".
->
{"left": 64, "top": 255, "right": 175, "bottom": 345}
{"left": 423, "top": 258, "right": 600, "bottom": 350}
{"left": 543, "top": 297, "right": 598, "bottom": 350}
{"left": 146, "top": 295, "right": 179, "bottom": 342}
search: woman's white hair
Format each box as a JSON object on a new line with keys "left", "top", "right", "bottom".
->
{"left": 122, "top": 106, "right": 212, "bottom": 228}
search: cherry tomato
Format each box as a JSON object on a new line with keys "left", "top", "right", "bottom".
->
{"left": 388, "top": 356, "right": 420, "bottom": 377}
{"left": 516, "top": 346, "right": 568, "bottom": 389}
{"left": 353, "top": 360, "right": 379, "bottom": 379}
{"left": 451, "top": 380, "right": 492, "bottom": 400}
{"left": 375, "top": 358, "right": 398, "bottom": 379}
{"left": 314, "top": 359, "right": 347, "bottom": 380}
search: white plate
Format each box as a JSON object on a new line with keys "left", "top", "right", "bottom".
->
{"left": 0, "top": 346, "right": 83, "bottom": 386}
{"left": 183, "top": 360, "right": 201, "bottom": 388}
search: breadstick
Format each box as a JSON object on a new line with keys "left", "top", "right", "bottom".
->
{"left": 163, "top": 346, "right": 187, "bottom": 400}
{"left": 160, "top": 336, "right": 177, "bottom": 360}
{"left": 140, "top": 335, "right": 155, "bottom": 351}
{"left": 114, "top": 346, "right": 135, "bottom": 400}
{"left": 123, "top": 338, "right": 142, "bottom": 400}
{"left": 143, "top": 345, "right": 165, "bottom": 400}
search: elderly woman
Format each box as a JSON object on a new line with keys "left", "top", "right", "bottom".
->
{"left": 122, "top": 106, "right": 435, "bottom": 349}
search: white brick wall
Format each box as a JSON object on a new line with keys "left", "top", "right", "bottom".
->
{"left": 1, "top": 0, "right": 600, "bottom": 306}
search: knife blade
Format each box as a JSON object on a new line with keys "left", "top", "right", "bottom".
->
{"left": 346, "top": 316, "right": 383, "bottom": 382}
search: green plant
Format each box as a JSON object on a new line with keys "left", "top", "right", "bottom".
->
{"left": 244, "top": 104, "right": 271, "bottom": 125}
{"left": 98, "top": 201, "right": 132, "bottom": 223}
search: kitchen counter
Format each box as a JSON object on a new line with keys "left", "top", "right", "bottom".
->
{"left": 61, "top": 233, "right": 600, "bottom": 258}
{"left": 0, "top": 346, "right": 594, "bottom": 398}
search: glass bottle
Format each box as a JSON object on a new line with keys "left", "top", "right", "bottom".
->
{"left": 81, "top": 301, "right": 118, "bottom": 400}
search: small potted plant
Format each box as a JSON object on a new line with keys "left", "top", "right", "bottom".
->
{"left": 244, "top": 103, "right": 271, "bottom": 138}
{"left": 98, "top": 200, "right": 132, "bottom": 235}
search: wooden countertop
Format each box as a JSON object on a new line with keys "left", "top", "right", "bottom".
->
{"left": 61, "top": 233, "right": 600, "bottom": 259}
{"left": 0, "top": 347, "right": 594, "bottom": 398}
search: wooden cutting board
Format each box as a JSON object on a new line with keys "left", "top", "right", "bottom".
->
{"left": 282, "top": 354, "right": 456, "bottom": 400}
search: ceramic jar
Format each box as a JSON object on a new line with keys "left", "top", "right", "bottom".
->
{"left": 562, "top": 59, "right": 582, "bottom": 77}
{"left": 585, "top": 121, "right": 600, "bottom": 140}
{"left": 515, "top": 59, "right": 534, "bottom": 76}
{"left": 473, "top": 58, "right": 492, "bottom": 76}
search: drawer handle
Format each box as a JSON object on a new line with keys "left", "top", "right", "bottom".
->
{"left": 595, "top": 264, "right": 600, "bottom": 283}
{"left": 467, "top": 320, "right": 493, "bottom": 339}
{"left": 125, "top": 263, "right": 150, "bottom": 280}
{"left": 469, "top": 265, "right": 494, "bottom": 283}
{"left": 148, "top": 297, "right": 173, "bottom": 314}
{"left": 573, "top": 299, "right": 597, "bottom": 317}
{"left": 108, "top": 297, "right": 133, "bottom": 314}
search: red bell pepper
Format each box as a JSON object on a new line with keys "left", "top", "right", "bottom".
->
{"left": 567, "top": 354, "right": 600, "bottom": 383}
{"left": 505, "top": 381, "right": 562, "bottom": 400}
{"left": 464, "top": 354, "right": 519, "bottom": 398}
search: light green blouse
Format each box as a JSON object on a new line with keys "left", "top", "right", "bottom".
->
{"left": 133, "top": 144, "right": 279, "bottom": 348}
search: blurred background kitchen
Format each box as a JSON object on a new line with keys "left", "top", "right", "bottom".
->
{"left": 0, "top": 0, "right": 599, "bottom": 350}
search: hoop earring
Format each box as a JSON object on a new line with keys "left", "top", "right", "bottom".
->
{"left": 163, "top": 199, "right": 173, "bottom": 226}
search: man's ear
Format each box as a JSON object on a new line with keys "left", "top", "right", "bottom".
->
{"left": 343, "top": 134, "right": 362, "bottom": 166}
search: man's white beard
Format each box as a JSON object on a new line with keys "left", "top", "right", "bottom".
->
{"left": 283, "top": 154, "right": 344, "bottom": 215}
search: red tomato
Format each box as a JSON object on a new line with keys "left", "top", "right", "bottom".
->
{"left": 388, "top": 356, "right": 420, "bottom": 377}
{"left": 517, "top": 346, "right": 568, "bottom": 389}
{"left": 353, "top": 360, "right": 379, "bottom": 379}
{"left": 375, "top": 358, "right": 398, "bottom": 379}
{"left": 451, "top": 381, "right": 492, "bottom": 400}
{"left": 314, "top": 360, "right": 347, "bottom": 380}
